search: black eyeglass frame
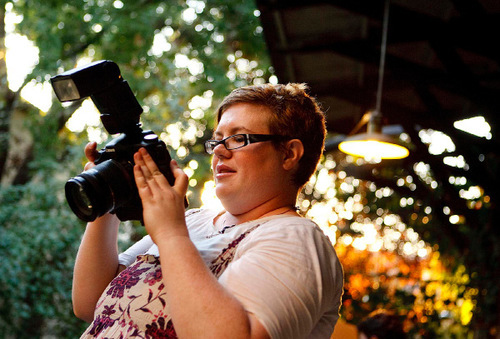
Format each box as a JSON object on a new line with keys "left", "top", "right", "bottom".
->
{"left": 204, "top": 133, "right": 291, "bottom": 154}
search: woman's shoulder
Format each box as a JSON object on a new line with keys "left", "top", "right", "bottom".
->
{"left": 234, "top": 215, "right": 342, "bottom": 282}
{"left": 245, "top": 215, "right": 332, "bottom": 247}
{"left": 255, "top": 214, "right": 320, "bottom": 232}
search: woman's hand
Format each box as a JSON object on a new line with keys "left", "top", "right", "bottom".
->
{"left": 133, "top": 147, "right": 189, "bottom": 242}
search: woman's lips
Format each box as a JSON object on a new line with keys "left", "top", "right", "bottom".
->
{"left": 215, "top": 164, "right": 236, "bottom": 178}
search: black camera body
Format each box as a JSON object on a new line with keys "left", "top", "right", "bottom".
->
{"left": 67, "top": 129, "right": 175, "bottom": 223}
{"left": 51, "top": 60, "right": 182, "bottom": 223}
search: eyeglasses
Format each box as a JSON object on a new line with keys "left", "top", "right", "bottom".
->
{"left": 204, "top": 133, "right": 290, "bottom": 154}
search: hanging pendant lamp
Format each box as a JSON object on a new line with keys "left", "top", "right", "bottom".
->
{"left": 338, "top": 0, "right": 409, "bottom": 160}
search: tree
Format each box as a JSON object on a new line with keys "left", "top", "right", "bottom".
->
{"left": 0, "top": 0, "right": 271, "bottom": 336}
{"left": 301, "top": 148, "right": 498, "bottom": 337}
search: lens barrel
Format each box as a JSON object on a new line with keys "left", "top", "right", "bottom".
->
{"left": 65, "top": 159, "right": 136, "bottom": 222}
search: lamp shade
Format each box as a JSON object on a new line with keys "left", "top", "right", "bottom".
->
{"left": 337, "top": 1, "right": 409, "bottom": 161}
{"left": 338, "top": 132, "right": 409, "bottom": 160}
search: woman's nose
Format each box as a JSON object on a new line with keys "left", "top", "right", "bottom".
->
{"left": 212, "top": 142, "right": 230, "bottom": 157}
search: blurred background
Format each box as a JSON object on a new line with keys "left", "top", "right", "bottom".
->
{"left": 0, "top": 0, "right": 498, "bottom": 338}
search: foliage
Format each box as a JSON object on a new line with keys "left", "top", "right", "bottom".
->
{"left": 0, "top": 177, "right": 88, "bottom": 337}
{"left": 338, "top": 246, "right": 475, "bottom": 338}
{"left": 303, "top": 153, "right": 498, "bottom": 338}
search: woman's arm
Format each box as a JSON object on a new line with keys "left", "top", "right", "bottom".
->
{"left": 134, "top": 148, "right": 270, "bottom": 339}
{"left": 155, "top": 235, "right": 270, "bottom": 339}
{"left": 72, "top": 213, "right": 121, "bottom": 322}
{"left": 71, "top": 142, "right": 122, "bottom": 322}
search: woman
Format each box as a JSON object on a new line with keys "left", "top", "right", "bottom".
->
{"left": 73, "top": 83, "right": 344, "bottom": 338}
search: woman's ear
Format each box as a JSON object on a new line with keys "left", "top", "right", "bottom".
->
{"left": 282, "top": 139, "right": 304, "bottom": 171}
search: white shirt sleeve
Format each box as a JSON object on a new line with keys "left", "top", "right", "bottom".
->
{"left": 118, "top": 235, "right": 154, "bottom": 267}
{"left": 218, "top": 219, "right": 344, "bottom": 339}
{"left": 117, "top": 209, "right": 205, "bottom": 267}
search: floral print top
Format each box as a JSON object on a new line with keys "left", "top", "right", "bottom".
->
{"left": 80, "top": 219, "right": 260, "bottom": 338}
{"left": 79, "top": 208, "right": 344, "bottom": 339}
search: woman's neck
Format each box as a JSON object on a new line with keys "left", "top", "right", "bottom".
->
{"left": 220, "top": 202, "right": 299, "bottom": 228}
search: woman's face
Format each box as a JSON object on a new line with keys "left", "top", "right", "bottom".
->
{"left": 211, "top": 103, "right": 290, "bottom": 215}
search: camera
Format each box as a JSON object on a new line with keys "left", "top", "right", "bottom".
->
{"left": 51, "top": 60, "right": 183, "bottom": 223}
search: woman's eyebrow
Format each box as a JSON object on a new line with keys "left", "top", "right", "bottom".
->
{"left": 212, "top": 130, "right": 224, "bottom": 138}
{"left": 212, "top": 127, "right": 256, "bottom": 137}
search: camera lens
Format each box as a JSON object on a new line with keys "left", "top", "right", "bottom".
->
{"left": 66, "top": 181, "right": 95, "bottom": 219}
{"left": 65, "top": 159, "right": 136, "bottom": 222}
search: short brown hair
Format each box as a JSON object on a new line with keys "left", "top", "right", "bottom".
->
{"left": 216, "top": 83, "right": 326, "bottom": 188}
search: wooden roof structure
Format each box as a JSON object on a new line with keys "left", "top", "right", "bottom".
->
{"left": 256, "top": 0, "right": 499, "bottom": 202}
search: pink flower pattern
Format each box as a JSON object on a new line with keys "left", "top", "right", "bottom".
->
{"left": 81, "top": 225, "right": 260, "bottom": 338}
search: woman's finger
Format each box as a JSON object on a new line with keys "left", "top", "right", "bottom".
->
{"left": 134, "top": 150, "right": 154, "bottom": 179}
{"left": 134, "top": 164, "right": 153, "bottom": 200}
{"left": 84, "top": 141, "right": 98, "bottom": 162}
{"left": 170, "top": 160, "right": 189, "bottom": 196}
{"left": 83, "top": 142, "right": 98, "bottom": 171}
{"left": 138, "top": 148, "right": 171, "bottom": 187}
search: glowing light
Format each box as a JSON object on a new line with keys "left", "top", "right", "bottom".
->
{"left": 315, "top": 168, "right": 334, "bottom": 194}
{"left": 459, "top": 186, "right": 482, "bottom": 200}
{"left": 174, "top": 54, "right": 204, "bottom": 76}
{"left": 188, "top": 159, "right": 199, "bottom": 170}
{"left": 181, "top": 8, "right": 197, "bottom": 24}
{"left": 342, "top": 235, "right": 353, "bottom": 246}
{"left": 352, "top": 237, "right": 367, "bottom": 251}
{"left": 449, "top": 215, "right": 460, "bottom": 224}
{"left": 211, "top": 32, "right": 224, "bottom": 43}
{"left": 338, "top": 139, "right": 409, "bottom": 160}
{"left": 300, "top": 199, "right": 310, "bottom": 210}
{"left": 65, "top": 99, "right": 109, "bottom": 142}
{"left": 149, "top": 29, "right": 172, "bottom": 57}
{"left": 383, "top": 214, "right": 398, "bottom": 226}
{"left": 177, "top": 146, "right": 187, "bottom": 158}
{"left": 269, "top": 75, "right": 278, "bottom": 84}
{"left": 406, "top": 228, "right": 419, "bottom": 242}
{"left": 402, "top": 242, "right": 414, "bottom": 256}
{"left": 418, "top": 247, "right": 429, "bottom": 258}
{"left": 92, "top": 24, "right": 103, "bottom": 33}
{"left": 113, "top": 1, "right": 124, "bottom": 9}
{"left": 307, "top": 202, "right": 331, "bottom": 229}
{"left": 163, "top": 123, "right": 183, "bottom": 149}
{"left": 183, "top": 167, "right": 194, "bottom": 178}
{"left": 419, "top": 129, "right": 456, "bottom": 155}
{"left": 20, "top": 80, "right": 53, "bottom": 113}
{"left": 414, "top": 162, "right": 431, "bottom": 180}
{"left": 200, "top": 180, "right": 223, "bottom": 210}
{"left": 187, "top": 0, "right": 205, "bottom": 13}
{"left": 340, "top": 182, "right": 355, "bottom": 193}
{"left": 188, "top": 91, "right": 213, "bottom": 110}
{"left": 443, "top": 155, "right": 467, "bottom": 168}
{"left": 235, "top": 58, "right": 251, "bottom": 73}
{"left": 319, "top": 225, "right": 338, "bottom": 245}
{"left": 5, "top": 5, "right": 39, "bottom": 92}
{"left": 460, "top": 299, "right": 474, "bottom": 325}
{"left": 454, "top": 116, "right": 492, "bottom": 139}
